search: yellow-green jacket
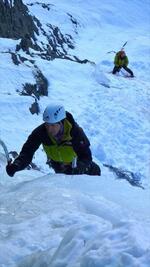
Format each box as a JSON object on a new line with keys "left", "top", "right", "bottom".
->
{"left": 13, "top": 112, "right": 92, "bottom": 170}
{"left": 114, "top": 52, "right": 129, "bottom": 67}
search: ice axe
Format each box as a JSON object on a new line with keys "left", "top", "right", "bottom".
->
{"left": 0, "top": 139, "right": 12, "bottom": 164}
{"left": 122, "top": 41, "right": 128, "bottom": 49}
{"left": 107, "top": 41, "right": 128, "bottom": 54}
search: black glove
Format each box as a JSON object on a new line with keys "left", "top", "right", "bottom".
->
{"left": 6, "top": 163, "right": 18, "bottom": 177}
{"left": 72, "top": 161, "right": 101, "bottom": 176}
{"left": 72, "top": 160, "right": 91, "bottom": 175}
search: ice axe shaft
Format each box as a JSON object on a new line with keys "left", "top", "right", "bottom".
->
{"left": 0, "top": 139, "right": 11, "bottom": 163}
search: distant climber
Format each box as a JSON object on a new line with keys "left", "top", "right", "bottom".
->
{"left": 112, "top": 50, "right": 134, "bottom": 77}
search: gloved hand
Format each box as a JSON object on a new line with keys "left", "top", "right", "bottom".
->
{"left": 72, "top": 160, "right": 91, "bottom": 175}
{"left": 6, "top": 162, "right": 18, "bottom": 177}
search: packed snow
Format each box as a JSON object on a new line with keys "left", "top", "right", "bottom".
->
{"left": 0, "top": 0, "right": 150, "bottom": 267}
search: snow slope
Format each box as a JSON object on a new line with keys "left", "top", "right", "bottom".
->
{"left": 0, "top": 159, "right": 150, "bottom": 267}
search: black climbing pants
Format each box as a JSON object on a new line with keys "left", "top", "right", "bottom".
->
{"left": 112, "top": 65, "right": 134, "bottom": 76}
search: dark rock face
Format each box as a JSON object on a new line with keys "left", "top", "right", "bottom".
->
{"left": 18, "top": 66, "right": 48, "bottom": 100}
{"left": 0, "top": 0, "right": 38, "bottom": 39}
{"left": 33, "top": 67, "right": 48, "bottom": 97}
{"left": 29, "top": 99, "right": 40, "bottom": 115}
{"left": 0, "top": 0, "right": 93, "bottom": 108}
{"left": 0, "top": 0, "right": 90, "bottom": 64}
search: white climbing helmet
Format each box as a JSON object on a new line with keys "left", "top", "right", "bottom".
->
{"left": 43, "top": 104, "right": 66, "bottom": 124}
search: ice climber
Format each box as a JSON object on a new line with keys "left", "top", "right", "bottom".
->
{"left": 112, "top": 50, "right": 134, "bottom": 77}
{"left": 6, "top": 104, "right": 101, "bottom": 176}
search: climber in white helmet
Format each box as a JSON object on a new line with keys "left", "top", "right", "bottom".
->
{"left": 6, "top": 103, "right": 101, "bottom": 176}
